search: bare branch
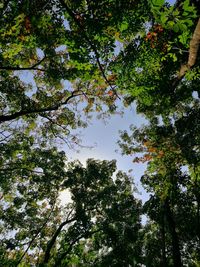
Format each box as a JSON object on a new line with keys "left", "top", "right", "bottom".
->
{"left": 0, "top": 133, "right": 12, "bottom": 143}
{"left": 188, "top": 18, "right": 200, "bottom": 67}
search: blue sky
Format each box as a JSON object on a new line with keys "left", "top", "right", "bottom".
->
{"left": 68, "top": 102, "right": 149, "bottom": 201}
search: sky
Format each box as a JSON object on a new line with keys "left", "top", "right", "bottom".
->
{"left": 65, "top": 102, "right": 149, "bottom": 202}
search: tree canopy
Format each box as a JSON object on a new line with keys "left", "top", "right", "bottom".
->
{"left": 0, "top": 0, "right": 200, "bottom": 266}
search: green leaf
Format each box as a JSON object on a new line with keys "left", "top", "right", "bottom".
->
{"left": 160, "top": 13, "right": 168, "bottom": 24}
{"left": 152, "top": 0, "right": 164, "bottom": 8}
{"left": 173, "top": 23, "right": 180, "bottom": 33}
{"left": 178, "top": 23, "right": 188, "bottom": 32}
{"left": 167, "top": 20, "right": 175, "bottom": 28}
{"left": 120, "top": 21, "right": 129, "bottom": 31}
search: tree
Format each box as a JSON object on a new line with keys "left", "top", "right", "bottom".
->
{"left": 1, "top": 0, "right": 200, "bottom": 266}
{"left": 116, "top": 0, "right": 200, "bottom": 265}
{"left": 118, "top": 118, "right": 200, "bottom": 266}
{"left": 0, "top": 1, "right": 148, "bottom": 266}
{"left": 111, "top": 0, "right": 199, "bottom": 117}
{"left": 0, "top": 158, "right": 142, "bottom": 267}
{"left": 0, "top": 0, "right": 149, "bottom": 127}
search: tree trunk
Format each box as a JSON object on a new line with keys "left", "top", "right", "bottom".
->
{"left": 164, "top": 198, "right": 182, "bottom": 267}
{"left": 160, "top": 208, "right": 167, "bottom": 267}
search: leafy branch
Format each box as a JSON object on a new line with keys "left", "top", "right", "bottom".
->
{"left": 16, "top": 201, "right": 56, "bottom": 266}
{"left": 0, "top": 90, "right": 83, "bottom": 123}
{"left": 53, "top": 228, "right": 102, "bottom": 267}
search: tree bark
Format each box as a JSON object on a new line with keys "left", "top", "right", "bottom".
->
{"left": 172, "top": 17, "right": 200, "bottom": 88}
{"left": 178, "top": 17, "right": 200, "bottom": 79}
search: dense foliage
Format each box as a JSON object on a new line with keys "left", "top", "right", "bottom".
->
{"left": 0, "top": 0, "right": 200, "bottom": 266}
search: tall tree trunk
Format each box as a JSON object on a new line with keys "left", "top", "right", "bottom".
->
{"left": 196, "top": 195, "right": 200, "bottom": 249}
{"left": 164, "top": 198, "right": 182, "bottom": 267}
{"left": 160, "top": 207, "right": 167, "bottom": 267}
{"left": 194, "top": 167, "right": 200, "bottom": 245}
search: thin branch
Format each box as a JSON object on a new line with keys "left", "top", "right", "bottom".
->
{"left": 0, "top": 133, "right": 12, "bottom": 143}
{"left": 0, "top": 167, "right": 44, "bottom": 174}
{"left": 0, "top": 57, "right": 46, "bottom": 72}
{"left": 51, "top": 126, "right": 73, "bottom": 149}
{"left": 40, "top": 113, "right": 71, "bottom": 134}
{"left": 2, "top": 0, "right": 10, "bottom": 14}
{"left": 0, "top": 66, "right": 45, "bottom": 72}
{"left": 16, "top": 201, "right": 56, "bottom": 266}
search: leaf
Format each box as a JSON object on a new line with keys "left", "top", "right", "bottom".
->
{"left": 167, "top": 21, "right": 175, "bottom": 29}
{"left": 152, "top": 0, "right": 164, "bottom": 8}
{"left": 120, "top": 21, "right": 129, "bottom": 31}
{"left": 178, "top": 23, "right": 188, "bottom": 32}
{"left": 173, "top": 23, "right": 180, "bottom": 33}
{"left": 160, "top": 13, "right": 168, "bottom": 24}
{"left": 108, "top": 90, "right": 114, "bottom": 96}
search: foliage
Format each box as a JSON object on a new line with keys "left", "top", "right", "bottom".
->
{"left": 1, "top": 0, "right": 200, "bottom": 266}
{"left": 0, "top": 158, "right": 142, "bottom": 266}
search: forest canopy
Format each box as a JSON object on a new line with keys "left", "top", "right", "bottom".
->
{"left": 0, "top": 0, "right": 200, "bottom": 266}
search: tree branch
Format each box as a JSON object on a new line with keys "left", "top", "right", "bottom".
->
{"left": 0, "top": 57, "right": 46, "bottom": 71}
{"left": 175, "top": 17, "right": 200, "bottom": 85}
{"left": 188, "top": 18, "right": 200, "bottom": 67}
{"left": 53, "top": 228, "right": 102, "bottom": 267}
{"left": 42, "top": 212, "right": 76, "bottom": 264}
{"left": 0, "top": 133, "right": 12, "bottom": 143}
{"left": 2, "top": 0, "right": 10, "bottom": 14}
{"left": 0, "top": 167, "right": 44, "bottom": 174}
{"left": 0, "top": 90, "right": 83, "bottom": 123}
